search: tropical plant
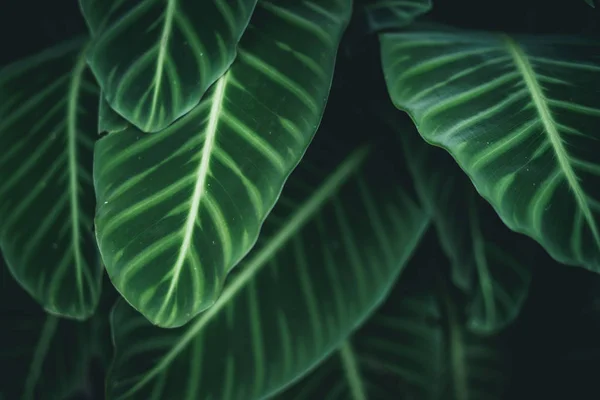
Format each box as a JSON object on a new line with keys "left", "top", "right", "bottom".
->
{"left": 0, "top": 0, "right": 599, "bottom": 399}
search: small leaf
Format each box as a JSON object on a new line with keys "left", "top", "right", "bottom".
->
{"left": 0, "top": 38, "right": 101, "bottom": 319}
{"left": 79, "top": 0, "right": 258, "bottom": 132}
{"left": 94, "top": 0, "right": 353, "bottom": 328}
{"left": 105, "top": 128, "right": 430, "bottom": 399}
{"left": 380, "top": 26, "right": 600, "bottom": 273}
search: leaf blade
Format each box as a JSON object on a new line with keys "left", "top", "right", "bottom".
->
{"left": 380, "top": 27, "right": 600, "bottom": 272}
{"left": 0, "top": 38, "right": 101, "bottom": 319}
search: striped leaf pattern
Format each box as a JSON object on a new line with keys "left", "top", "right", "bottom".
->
{"left": 275, "top": 255, "right": 510, "bottom": 400}
{"left": 0, "top": 39, "right": 101, "bottom": 319}
{"left": 94, "top": 0, "right": 353, "bottom": 328}
{"left": 397, "top": 120, "right": 533, "bottom": 334}
{"left": 365, "top": 0, "right": 432, "bottom": 32}
{"left": 106, "top": 133, "right": 429, "bottom": 400}
{"left": 79, "top": 0, "right": 257, "bottom": 132}
{"left": 0, "top": 257, "right": 94, "bottom": 400}
{"left": 381, "top": 28, "right": 600, "bottom": 273}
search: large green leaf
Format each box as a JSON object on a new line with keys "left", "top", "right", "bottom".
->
{"left": 0, "top": 256, "right": 95, "bottom": 400}
{"left": 394, "top": 115, "right": 533, "bottom": 334}
{"left": 106, "top": 129, "right": 429, "bottom": 399}
{"left": 94, "top": 0, "right": 353, "bottom": 328}
{"left": 274, "top": 250, "right": 510, "bottom": 400}
{"left": 79, "top": 0, "right": 257, "bottom": 132}
{"left": 364, "top": 0, "right": 432, "bottom": 32}
{"left": 0, "top": 38, "right": 101, "bottom": 319}
{"left": 380, "top": 27, "right": 600, "bottom": 273}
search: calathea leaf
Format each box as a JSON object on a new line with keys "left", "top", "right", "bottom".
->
{"left": 364, "top": 0, "right": 432, "bottom": 33}
{"left": 394, "top": 114, "right": 533, "bottom": 334}
{"left": 0, "top": 255, "right": 96, "bottom": 400}
{"left": 106, "top": 128, "right": 430, "bottom": 399}
{"left": 380, "top": 26, "right": 600, "bottom": 273}
{"left": 273, "top": 246, "right": 511, "bottom": 400}
{"left": 79, "top": 0, "right": 258, "bottom": 132}
{"left": 0, "top": 38, "right": 101, "bottom": 319}
{"left": 94, "top": 0, "right": 353, "bottom": 328}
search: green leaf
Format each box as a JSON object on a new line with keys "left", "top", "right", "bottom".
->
{"left": 79, "top": 0, "right": 258, "bottom": 132}
{"left": 106, "top": 130, "right": 430, "bottom": 399}
{"left": 0, "top": 256, "right": 95, "bottom": 400}
{"left": 274, "top": 252, "right": 510, "bottom": 400}
{"left": 94, "top": 0, "right": 353, "bottom": 328}
{"left": 365, "top": 0, "right": 432, "bottom": 32}
{"left": 380, "top": 26, "right": 600, "bottom": 273}
{"left": 394, "top": 115, "right": 533, "bottom": 334}
{"left": 0, "top": 38, "right": 101, "bottom": 319}
{"left": 585, "top": 0, "right": 596, "bottom": 8}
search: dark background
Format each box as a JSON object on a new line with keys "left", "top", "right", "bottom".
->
{"left": 1, "top": 0, "right": 600, "bottom": 399}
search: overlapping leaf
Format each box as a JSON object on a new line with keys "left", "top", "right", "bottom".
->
{"left": 364, "top": 0, "right": 432, "bottom": 32}
{"left": 94, "top": 0, "right": 353, "bottom": 328}
{"left": 394, "top": 116, "right": 533, "bottom": 334}
{"left": 0, "top": 256, "right": 95, "bottom": 400}
{"left": 274, "top": 248, "right": 510, "bottom": 400}
{"left": 0, "top": 38, "right": 101, "bottom": 319}
{"left": 381, "top": 27, "right": 600, "bottom": 273}
{"left": 79, "top": 0, "right": 257, "bottom": 132}
{"left": 106, "top": 127, "right": 429, "bottom": 399}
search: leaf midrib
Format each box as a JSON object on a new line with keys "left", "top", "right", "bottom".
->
{"left": 146, "top": 0, "right": 177, "bottom": 131}
{"left": 503, "top": 36, "right": 600, "bottom": 249}
{"left": 67, "top": 47, "right": 89, "bottom": 310}
{"left": 154, "top": 72, "right": 230, "bottom": 324}
{"left": 118, "top": 145, "right": 372, "bottom": 397}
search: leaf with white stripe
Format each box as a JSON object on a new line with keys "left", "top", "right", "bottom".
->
{"left": 79, "top": 0, "right": 257, "bottom": 132}
{"left": 381, "top": 26, "right": 600, "bottom": 273}
{"left": 397, "top": 119, "right": 533, "bottom": 334}
{"left": 0, "top": 38, "right": 101, "bottom": 319}
{"left": 94, "top": 0, "right": 353, "bottom": 328}
{"left": 273, "top": 248, "right": 511, "bottom": 400}
{"left": 365, "top": 0, "right": 432, "bottom": 32}
{"left": 106, "top": 129, "right": 429, "bottom": 400}
{"left": 0, "top": 256, "right": 95, "bottom": 400}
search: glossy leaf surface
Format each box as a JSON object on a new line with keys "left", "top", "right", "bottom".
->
{"left": 0, "top": 39, "right": 101, "bottom": 319}
{"left": 79, "top": 0, "right": 257, "bottom": 132}
{"left": 365, "top": 0, "right": 432, "bottom": 32}
{"left": 94, "top": 0, "right": 353, "bottom": 328}
{"left": 276, "top": 254, "right": 510, "bottom": 400}
{"left": 0, "top": 256, "right": 95, "bottom": 400}
{"left": 381, "top": 27, "right": 600, "bottom": 272}
{"left": 106, "top": 130, "right": 429, "bottom": 399}
{"left": 396, "top": 118, "right": 533, "bottom": 334}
